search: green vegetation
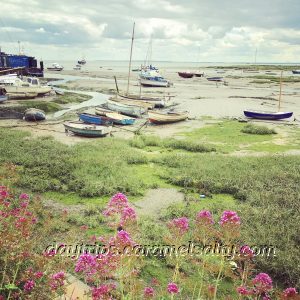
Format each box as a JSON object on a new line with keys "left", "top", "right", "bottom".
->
{"left": 53, "top": 91, "right": 92, "bottom": 104}
{"left": 8, "top": 101, "right": 62, "bottom": 113}
{"left": 241, "top": 124, "right": 277, "bottom": 135}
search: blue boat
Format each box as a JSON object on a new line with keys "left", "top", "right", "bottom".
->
{"left": 244, "top": 110, "right": 293, "bottom": 120}
{"left": 207, "top": 77, "right": 223, "bottom": 82}
{"left": 95, "top": 108, "right": 136, "bottom": 125}
{"left": 78, "top": 113, "right": 113, "bottom": 125}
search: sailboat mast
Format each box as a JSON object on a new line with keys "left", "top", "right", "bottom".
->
{"left": 278, "top": 70, "right": 283, "bottom": 111}
{"left": 126, "top": 22, "right": 135, "bottom": 95}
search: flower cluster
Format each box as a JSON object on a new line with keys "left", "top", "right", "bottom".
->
{"left": 167, "top": 282, "right": 179, "bottom": 294}
{"left": 219, "top": 210, "right": 241, "bottom": 226}
{"left": 91, "top": 283, "right": 116, "bottom": 300}
{"left": 49, "top": 271, "right": 65, "bottom": 291}
{"left": 252, "top": 273, "right": 273, "bottom": 293}
{"left": 196, "top": 210, "right": 214, "bottom": 225}
{"left": 282, "top": 287, "right": 298, "bottom": 298}
{"left": 144, "top": 287, "right": 155, "bottom": 298}
{"left": 168, "top": 217, "right": 189, "bottom": 234}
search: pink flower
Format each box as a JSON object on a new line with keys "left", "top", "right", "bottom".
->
{"left": 283, "top": 287, "right": 298, "bottom": 298}
{"left": 50, "top": 271, "right": 65, "bottom": 290}
{"left": 144, "top": 287, "right": 154, "bottom": 298}
{"left": 34, "top": 271, "right": 43, "bottom": 279}
{"left": 116, "top": 230, "right": 134, "bottom": 247}
{"left": 196, "top": 210, "right": 214, "bottom": 224}
{"left": 75, "top": 253, "right": 97, "bottom": 275}
{"left": 169, "top": 217, "right": 189, "bottom": 234}
{"left": 24, "top": 280, "right": 35, "bottom": 292}
{"left": 240, "top": 245, "right": 254, "bottom": 258}
{"left": 120, "top": 206, "right": 137, "bottom": 225}
{"left": 92, "top": 284, "right": 115, "bottom": 300}
{"left": 19, "top": 193, "right": 29, "bottom": 200}
{"left": 0, "top": 186, "right": 9, "bottom": 199}
{"left": 252, "top": 273, "right": 273, "bottom": 293}
{"left": 80, "top": 225, "right": 89, "bottom": 230}
{"left": 236, "top": 286, "right": 252, "bottom": 295}
{"left": 219, "top": 210, "right": 241, "bottom": 226}
{"left": 109, "top": 193, "right": 128, "bottom": 209}
{"left": 20, "top": 201, "right": 29, "bottom": 208}
{"left": 167, "top": 282, "right": 179, "bottom": 294}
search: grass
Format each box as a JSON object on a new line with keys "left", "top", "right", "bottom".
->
{"left": 53, "top": 92, "right": 92, "bottom": 104}
{"left": 241, "top": 124, "right": 277, "bottom": 135}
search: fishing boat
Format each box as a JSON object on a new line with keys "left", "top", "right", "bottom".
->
{"left": 95, "top": 108, "right": 135, "bottom": 125}
{"left": 64, "top": 121, "right": 111, "bottom": 137}
{"left": 244, "top": 71, "right": 293, "bottom": 120}
{"left": 139, "top": 69, "right": 172, "bottom": 87}
{"left": 243, "top": 110, "right": 293, "bottom": 120}
{"left": 7, "top": 92, "right": 38, "bottom": 100}
{"left": 292, "top": 70, "right": 300, "bottom": 74}
{"left": 0, "top": 88, "right": 7, "bottom": 103}
{"left": 148, "top": 110, "right": 189, "bottom": 124}
{"left": 78, "top": 113, "right": 113, "bottom": 125}
{"left": 47, "top": 63, "right": 64, "bottom": 71}
{"left": 24, "top": 108, "right": 46, "bottom": 121}
{"left": 207, "top": 77, "right": 223, "bottom": 82}
{"left": 178, "top": 72, "right": 194, "bottom": 78}
{"left": 105, "top": 99, "right": 146, "bottom": 118}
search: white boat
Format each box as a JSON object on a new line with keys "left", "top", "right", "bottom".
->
{"left": 0, "top": 77, "right": 52, "bottom": 96}
{"left": 139, "top": 69, "right": 172, "bottom": 87}
{"left": 64, "top": 121, "right": 111, "bottom": 137}
{"left": 105, "top": 99, "right": 146, "bottom": 117}
{"left": 47, "top": 63, "right": 64, "bottom": 71}
{"left": 148, "top": 110, "right": 189, "bottom": 124}
{"left": 0, "top": 74, "right": 18, "bottom": 85}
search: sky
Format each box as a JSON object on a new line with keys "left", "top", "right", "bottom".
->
{"left": 0, "top": 0, "right": 300, "bottom": 63}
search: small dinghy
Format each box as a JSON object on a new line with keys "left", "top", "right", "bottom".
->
{"left": 148, "top": 110, "right": 189, "bottom": 124}
{"left": 243, "top": 110, "right": 293, "bottom": 120}
{"left": 207, "top": 77, "right": 223, "bottom": 82}
{"left": 95, "top": 108, "right": 135, "bottom": 125}
{"left": 78, "top": 113, "right": 113, "bottom": 125}
{"left": 24, "top": 108, "right": 46, "bottom": 121}
{"left": 64, "top": 121, "right": 112, "bottom": 137}
{"left": 105, "top": 99, "right": 146, "bottom": 118}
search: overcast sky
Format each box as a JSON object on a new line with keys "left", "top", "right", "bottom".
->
{"left": 1, "top": 0, "right": 300, "bottom": 62}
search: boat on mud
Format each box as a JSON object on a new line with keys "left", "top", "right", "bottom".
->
{"left": 148, "top": 110, "right": 189, "bottom": 124}
{"left": 78, "top": 113, "right": 113, "bottom": 125}
{"left": 95, "top": 107, "right": 136, "bottom": 125}
{"left": 178, "top": 72, "right": 194, "bottom": 78}
{"left": 64, "top": 121, "right": 111, "bottom": 137}
{"left": 105, "top": 99, "right": 146, "bottom": 118}
{"left": 243, "top": 110, "right": 293, "bottom": 120}
{"left": 24, "top": 108, "right": 46, "bottom": 121}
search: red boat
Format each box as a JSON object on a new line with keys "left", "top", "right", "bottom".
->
{"left": 178, "top": 71, "right": 194, "bottom": 78}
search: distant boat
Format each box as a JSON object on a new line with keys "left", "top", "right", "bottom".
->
{"left": 207, "top": 77, "right": 223, "bottom": 82}
{"left": 78, "top": 113, "right": 113, "bottom": 125}
{"left": 24, "top": 108, "right": 46, "bottom": 121}
{"left": 292, "top": 70, "right": 300, "bottom": 74}
{"left": 78, "top": 59, "right": 86, "bottom": 65}
{"left": 95, "top": 108, "right": 135, "bottom": 125}
{"left": 47, "top": 63, "right": 64, "bottom": 71}
{"left": 105, "top": 99, "right": 146, "bottom": 118}
{"left": 148, "top": 110, "right": 189, "bottom": 124}
{"left": 194, "top": 72, "right": 204, "bottom": 77}
{"left": 0, "top": 88, "right": 7, "bottom": 103}
{"left": 64, "top": 121, "right": 111, "bottom": 137}
{"left": 178, "top": 72, "right": 194, "bottom": 79}
{"left": 139, "top": 69, "right": 172, "bottom": 87}
{"left": 244, "top": 71, "right": 293, "bottom": 120}
{"left": 243, "top": 110, "right": 293, "bottom": 120}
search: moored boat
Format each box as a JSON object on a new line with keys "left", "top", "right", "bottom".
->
{"left": 24, "top": 108, "right": 46, "bottom": 121}
{"left": 139, "top": 69, "right": 172, "bottom": 87}
{"left": 178, "top": 72, "right": 194, "bottom": 78}
{"left": 207, "top": 77, "right": 223, "bottom": 82}
{"left": 95, "top": 108, "right": 135, "bottom": 125}
{"left": 105, "top": 99, "right": 146, "bottom": 118}
{"left": 64, "top": 121, "right": 111, "bottom": 137}
{"left": 243, "top": 110, "right": 293, "bottom": 120}
{"left": 78, "top": 113, "right": 113, "bottom": 125}
{"left": 148, "top": 110, "right": 189, "bottom": 124}
{"left": 292, "top": 70, "right": 300, "bottom": 74}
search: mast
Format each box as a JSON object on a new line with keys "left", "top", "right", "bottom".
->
{"left": 126, "top": 22, "right": 135, "bottom": 95}
{"left": 278, "top": 70, "right": 283, "bottom": 111}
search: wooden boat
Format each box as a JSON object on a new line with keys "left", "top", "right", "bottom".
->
{"left": 7, "top": 92, "right": 38, "bottom": 99}
{"left": 292, "top": 70, "right": 300, "bottom": 74}
{"left": 243, "top": 110, "right": 293, "bottom": 120}
{"left": 95, "top": 108, "right": 135, "bottom": 125}
{"left": 148, "top": 110, "right": 189, "bottom": 124}
{"left": 243, "top": 71, "right": 293, "bottom": 120}
{"left": 0, "top": 88, "right": 7, "bottom": 103}
{"left": 78, "top": 113, "right": 113, "bottom": 125}
{"left": 105, "top": 99, "right": 146, "bottom": 118}
{"left": 111, "top": 97, "right": 154, "bottom": 110}
{"left": 64, "top": 121, "right": 111, "bottom": 137}
{"left": 178, "top": 72, "right": 194, "bottom": 78}
{"left": 24, "top": 108, "right": 46, "bottom": 121}
{"left": 207, "top": 77, "right": 223, "bottom": 82}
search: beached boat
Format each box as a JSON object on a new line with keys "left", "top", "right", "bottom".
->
{"left": 95, "top": 108, "right": 135, "bottom": 125}
{"left": 194, "top": 72, "right": 204, "bottom": 77}
{"left": 243, "top": 110, "right": 293, "bottom": 120}
{"left": 139, "top": 69, "right": 172, "bottom": 87}
{"left": 148, "top": 110, "right": 189, "bottom": 124}
{"left": 178, "top": 72, "right": 194, "bottom": 78}
{"left": 64, "top": 121, "right": 111, "bottom": 137}
{"left": 207, "top": 77, "right": 223, "bottom": 82}
{"left": 292, "top": 70, "right": 300, "bottom": 74}
{"left": 0, "top": 88, "right": 7, "bottom": 103}
{"left": 54, "top": 88, "right": 64, "bottom": 95}
{"left": 7, "top": 92, "right": 38, "bottom": 99}
{"left": 24, "top": 108, "right": 46, "bottom": 121}
{"left": 243, "top": 71, "right": 293, "bottom": 120}
{"left": 78, "top": 113, "right": 113, "bottom": 125}
{"left": 111, "top": 97, "right": 154, "bottom": 110}
{"left": 47, "top": 63, "right": 64, "bottom": 71}
{"left": 105, "top": 99, "right": 146, "bottom": 117}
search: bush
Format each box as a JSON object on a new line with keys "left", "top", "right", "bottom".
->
{"left": 241, "top": 124, "right": 277, "bottom": 135}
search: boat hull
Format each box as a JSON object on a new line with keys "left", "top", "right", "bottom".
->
{"left": 24, "top": 109, "right": 46, "bottom": 121}
{"left": 79, "top": 113, "right": 113, "bottom": 125}
{"left": 244, "top": 110, "right": 293, "bottom": 120}
{"left": 117, "top": 93, "right": 165, "bottom": 108}
{"left": 178, "top": 72, "right": 194, "bottom": 78}
{"left": 292, "top": 70, "right": 300, "bottom": 74}
{"left": 0, "top": 95, "right": 7, "bottom": 103}
{"left": 105, "top": 100, "right": 145, "bottom": 117}
{"left": 95, "top": 108, "right": 135, "bottom": 125}
{"left": 139, "top": 78, "right": 171, "bottom": 87}
{"left": 207, "top": 77, "right": 223, "bottom": 82}
{"left": 4, "top": 85, "right": 52, "bottom": 96}
{"left": 64, "top": 122, "right": 111, "bottom": 137}
{"left": 148, "top": 111, "right": 189, "bottom": 124}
